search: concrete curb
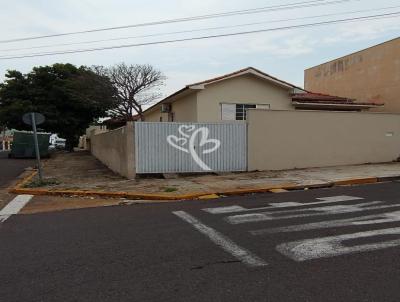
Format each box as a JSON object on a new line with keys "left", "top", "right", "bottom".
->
{"left": 333, "top": 177, "right": 378, "bottom": 186}
{"left": 9, "top": 171, "right": 400, "bottom": 201}
{"left": 12, "top": 170, "right": 38, "bottom": 189}
{"left": 10, "top": 181, "right": 298, "bottom": 201}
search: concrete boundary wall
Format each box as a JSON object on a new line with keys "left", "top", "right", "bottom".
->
{"left": 90, "top": 122, "right": 135, "bottom": 179}
{"left": 247, "top": 110, "right": 400, "bottom": 171}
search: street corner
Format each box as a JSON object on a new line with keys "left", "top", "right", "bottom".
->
{"left": 19, "top": 195, "right": 122, "bottom": 215}
{"left": 3, "top": 188, "right": 176, "bottom": 217}
{"left": 18, "top": 193, "right": 189, "bottom": 215}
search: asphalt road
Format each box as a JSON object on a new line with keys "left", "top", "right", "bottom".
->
{"left": 1, "top": 182, "right": 400, "bottom": 301}
{"left": 0, "top": 151, "right": 34, "bottom": 188}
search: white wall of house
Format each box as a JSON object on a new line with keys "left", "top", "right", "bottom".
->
{"left": 196, "top": 74, "right": 293, "bottom": 122}
{"left": 170, "top": 93, "right": 198, "bottom": 122}
{"left": 143, "top": 74, "right": 294, "bottom": 123}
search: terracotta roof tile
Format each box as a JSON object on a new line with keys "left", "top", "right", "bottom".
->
{"left": 292, "top": 92, "right": 384, "bottom": 106}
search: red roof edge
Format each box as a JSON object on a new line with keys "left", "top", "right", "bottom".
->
{"left": 292, "top": 92, "right": 384, "bottom": 106}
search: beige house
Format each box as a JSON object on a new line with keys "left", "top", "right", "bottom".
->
{"left": 143, "top": 67, "right": 382, "bottom": 122}
{"left": 90, "top": 69, "right": 400, "bottom": 177}
{"left": 0, "top": 135, "right": 12, "bottom": 151}
{"left": 304, "top": 37, "right": 399, "bottom": 112}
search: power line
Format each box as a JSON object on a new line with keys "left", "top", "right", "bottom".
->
{"left": 0, "top": 11, "right": 398, "bottom": 60}
{"left": 0, "top": 4, "right": 397, "bottom": 53}
{"left": 0, "top": 0, "right": 356, "bottom": 44}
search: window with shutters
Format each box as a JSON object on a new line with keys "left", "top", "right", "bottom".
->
{"left": 221, "top": 103, "right": 270, "bottom": 120}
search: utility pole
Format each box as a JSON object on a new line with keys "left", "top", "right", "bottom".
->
{"left": 23, "top": 112, "right": 45, "bottom": 182}
{"left": 31, "top": 113, "right": 43, "bottom": 181}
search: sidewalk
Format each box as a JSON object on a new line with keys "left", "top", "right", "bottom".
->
{"left": 11, "top": 151, "right": 400, "bottom": 200}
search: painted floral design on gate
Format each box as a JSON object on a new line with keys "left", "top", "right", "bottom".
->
{"left": 167, "top": 125, "right": 221, "bottom": 171}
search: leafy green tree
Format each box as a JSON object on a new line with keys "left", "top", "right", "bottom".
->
{"left": 0, "top": 63, "right": 116, "bottom": 150}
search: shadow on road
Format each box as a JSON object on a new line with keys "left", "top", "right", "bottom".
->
{"left": 0, "top": 151, "right": 34, "bottom": 188}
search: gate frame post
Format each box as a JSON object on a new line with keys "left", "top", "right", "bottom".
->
{"left": 125, "top": 121, "right": 136, "bottom": 179}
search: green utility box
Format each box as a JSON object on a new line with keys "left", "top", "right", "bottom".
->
{"left": 9, "top": 131, "right": 51, "bottom": 158}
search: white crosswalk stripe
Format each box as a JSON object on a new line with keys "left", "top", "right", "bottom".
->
{"left": 316, "top": 195, "right": 364, "bottom": 202}
{"left": 0, "top": 195, "right": 33, "bottom": 224}
{"left": 225, "top": 201, "right": 399, "bottom": 224}
{"left": 173, "top": 211, "right": 268, "bottom": 267}
{"left": 276, "top": 227, "right": 400, "bottom": 261}
{"left": 203, "top": 195, "right": 365, "bottom": 214}
{"left": 199, "top": 195, "right": 400, "bottom": 262}
{"left": 250, "top": 210, "right": 400, "bottom": 235}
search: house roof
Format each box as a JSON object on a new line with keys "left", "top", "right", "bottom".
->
{"left": 292, "top": 92, "right": 384, "bottom": 109}
{"left": 188, "top": 67, "right": 304, "bottom": 90}
{"left": 292, "top": 92, "right": 356, "bottom": 103}
{"left": 143, "top": 67, "right": 384, "bottom": 115}
{"left": 143, "top": 67, "right": 305, "bottom": 114}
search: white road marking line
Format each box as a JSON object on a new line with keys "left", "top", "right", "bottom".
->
{"left": 268, "top": 202, "right": 306, "bottom": 208}
{"left": 0, "top": 215, "right": 10, "bottom": 223}
{"left": 276, "top": 227, "right": 400, "bottom": 261}
{"left": 203, "top": 205, "right": 247, "bottom": 214}
{"left": 269, "top": 196, "right": 364, "bottom": 208}
{"left": 251, "top": 210, "right": 400, "bottom": 235}
{"left": 172, "top": 211, "right": 267, "bottom": 267}
{"left": 226, "top": 201, "right": 400, "bottom": 224}
{"left": 0, "top": 195, "right": 33, "bottom": 224}
{"left": 316, "top": 195, "right": 364, "bottom": 202}
{"left": 202, "top": 195, "right": 365, "bottom": 214}
{"left": 226, "top": 201, "right": 381, "bottom": 224}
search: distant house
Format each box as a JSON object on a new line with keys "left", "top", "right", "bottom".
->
{"left": 304, "top": 37, "right": 399, "bottom": 112}
{"left": 0, "top": 130, "right": 13, "bottom": 151}
{"left": 0, "top": 136, "right": 12, "bottom": 151}
{"left": 143, "top": 67, "right": 382, "bottom": 123}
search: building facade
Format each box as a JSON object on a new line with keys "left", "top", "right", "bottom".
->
{"left": 144, "top": 67, "right": 380, "bottom": 123}
{"left": 0, "top": 129, "right": 13, "bottom": 151}
{"left": 0, "top": 136, "right": 12, "bottom": 151}
{"left": 304, "top": 37, "right": 400, "bottom": 112}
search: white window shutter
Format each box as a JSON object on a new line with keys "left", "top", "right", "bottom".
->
{"left": 221, "top": 104, "right": 236, "bottom": 120}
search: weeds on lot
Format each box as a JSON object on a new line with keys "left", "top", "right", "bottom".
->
{"left": 163, "top": 186, "right": 178, "bottom": 192}
{"left": 24, "top": 178, "right": 61, "bottom": 188}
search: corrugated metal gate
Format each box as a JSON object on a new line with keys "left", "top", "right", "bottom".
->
{"left": 135, "top": 122, "right": 247, "bottom": 173}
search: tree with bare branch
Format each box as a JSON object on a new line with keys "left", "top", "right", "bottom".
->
{"left": 92, "top": 63, "right": 165, "bottom": 121}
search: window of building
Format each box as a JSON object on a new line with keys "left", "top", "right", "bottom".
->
{"left": 221, "top": 103, "right": 270, "bottom": 120}
{"left": 235, "top": 104, "right": 256, "bottom": 120}
{"left": 169, "top": 112, "right": 175, "bottom": 122}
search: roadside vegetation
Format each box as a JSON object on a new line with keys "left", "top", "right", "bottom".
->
{"left": 23, "top": 177, "right": 60, "bottom": 188}
{"left": 0, "top": 62, "right": 165, "bottom": 150}
{"left": 163, "top": 187, "right": 178, "bottom": 192}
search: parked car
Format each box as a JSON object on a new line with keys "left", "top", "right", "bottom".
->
{"left": 54, "top": 139, "right": 66, "bottom": 149}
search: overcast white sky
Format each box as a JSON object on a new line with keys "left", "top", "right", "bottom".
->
{"left": 0, "top": 0, "right": 399, "bottom": 97}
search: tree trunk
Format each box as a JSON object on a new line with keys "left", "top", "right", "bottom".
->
{"left": 65, "top": 136, "right": 78, "bottom": 152}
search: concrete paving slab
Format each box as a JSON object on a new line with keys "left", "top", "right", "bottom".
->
{"left": 17, "top": 151, "right": 400, "bottom": 201}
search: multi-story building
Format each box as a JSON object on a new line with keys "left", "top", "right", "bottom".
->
{"left": 304, "top": 37, "right": 400, "bottom": 112}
